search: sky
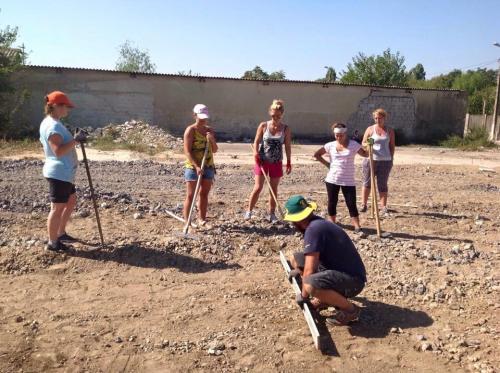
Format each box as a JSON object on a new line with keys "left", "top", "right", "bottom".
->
{"left": 2, "top": 0, "right": 500, "bottom": 80}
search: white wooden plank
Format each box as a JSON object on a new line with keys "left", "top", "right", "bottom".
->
{"left": 279, "top": 251, "right": 321, "bottom": 350}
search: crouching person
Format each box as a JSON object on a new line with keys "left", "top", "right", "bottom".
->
{"left": 284, "top": 195, "right": 367, "bottom": 325}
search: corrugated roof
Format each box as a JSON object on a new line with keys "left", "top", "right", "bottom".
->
{"left": 24, "top": 65, "right": 464, "bottom": 92}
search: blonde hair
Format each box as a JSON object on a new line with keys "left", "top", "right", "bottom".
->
{"left": 269, "top": 99, "right": 285, "bottom": 113}
{"left": 372, "top": 108, "right": 387, "bottom": 118}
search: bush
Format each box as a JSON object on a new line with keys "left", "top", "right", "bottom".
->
{"left": 440, "top": 127, "right": 497, "bottom": 150}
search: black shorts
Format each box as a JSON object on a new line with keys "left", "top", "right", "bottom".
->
{"left": 293, "top": 252, "right": 365, "bottom": 298}
{"left": 46, "top": 178, "right": 76, "bottom": 203}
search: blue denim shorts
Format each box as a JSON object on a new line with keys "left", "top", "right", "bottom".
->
{"left": 184, "top": 167, "right": 215, "bottom": 182}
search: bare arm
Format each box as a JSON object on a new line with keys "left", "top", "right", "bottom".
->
{"left": 48, "top": 134, "right": 77, "bottom": 158}
{"left": 183, "top": 126, "right": 200, "bottom": 169}
{"left": 361, "top": 126, "right": 373, "bottom": 147}
{"left": 357, "top": 147, "right": 368, "bottom": 157}
{"left": 253, "top": 123, "right": 266, "bottom": 156}
{"left": 206, "top": 126, "right": 218, "bottom": 153}
{"left": 313, "top": 147, "right": 330, "bottom": 168}
{"left": 302, "top": 253, "right": 320, "bottom": 297}
{"left": 284, "top": 126, "right": 292, "bottom": 164}
{"left": 389, "top": 128, "right": 396, "bottom": 158}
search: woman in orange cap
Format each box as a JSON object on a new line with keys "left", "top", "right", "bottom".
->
{"left": 39, "top": 91, "right": 86, "bottom": 252}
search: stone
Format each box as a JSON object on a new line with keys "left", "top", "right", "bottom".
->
{"left": 133, "top": 212, "right": 143, "bottom": 220}
{"left": 77, "top": 209, "right": 90, "bottom": 218}
{"left": 420, "top": 342, "right": 433, "bottom": 351}
{"left": 415, "top": 284, "right": 426, "bottom": 295}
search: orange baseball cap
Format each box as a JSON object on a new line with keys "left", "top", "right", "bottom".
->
{"left": 45, "top": 91, "right": 75, "bottom": 108}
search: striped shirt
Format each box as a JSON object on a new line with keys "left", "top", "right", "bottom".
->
{"left": 324, "top": 140, "right": 361, "bottom": 186}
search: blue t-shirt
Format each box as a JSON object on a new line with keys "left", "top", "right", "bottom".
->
{"left": 304, "top": 216, "right": 367, "bottom": 282}
{"left": 39, "top": 116, "right": 78, "bottom": 183}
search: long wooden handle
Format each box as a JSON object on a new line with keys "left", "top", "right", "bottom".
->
{"left": 368, "top": 145, "right": 381, "bottom": 237}
{"left": 183, "top": 143, "right": 210, "bottom": 234}
{"left": 80, "top": 142, "right": 105, "bottom": 247}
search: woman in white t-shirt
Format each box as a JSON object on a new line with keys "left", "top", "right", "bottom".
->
{"left": 314, "top": 123, "right": 367, "bottom": 232}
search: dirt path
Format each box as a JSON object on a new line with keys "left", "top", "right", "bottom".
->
{"left": 4, "top": 143, "right": 500, "bottom": 168}
{"left": 0, "top": 146, "right": 499, "bottom": 372}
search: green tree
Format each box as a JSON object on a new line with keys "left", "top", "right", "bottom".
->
{"left": 115, "top": 40, "right": 156, "bottom": 73}
{"left": 451, "top": 68, "right": 496, "bottom": 95}
{"left": 268, "top": 70, "right": 286, "bottom": 80}
{"left": 242, "top": 66, "right": 269, "bottom": 80}
{"left": 409, "top": 63, "right": 426, "bottom": 80}
{"left": 340, "top": 49, "right": 408, "bottom": 86}
{"left": 452, "top": 69, "right": 496, "bottom": 114}
{"left": 324, "top": 67, "right": 337, "bottom": 83}
{"left": 242, "top": 66, "right": 286, "bottom": 80}
{"left": 0, "top": 24, "right": 29, "bottom": 138}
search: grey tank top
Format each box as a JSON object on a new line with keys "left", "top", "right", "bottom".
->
{"left": 371, "top": 126, "right": 392, "bottom": 161}
{"left": 259, "top": 121, "right": 286, "bottom": 163}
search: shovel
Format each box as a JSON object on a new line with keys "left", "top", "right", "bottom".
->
{"left": 367, "top": 141, "right": 381, "bottom": 237}
{"left": 79, "top": 139, "right": 105, "bottom": 247}
{"left": 182, "top": 141, "right": 210, "bottom": 238}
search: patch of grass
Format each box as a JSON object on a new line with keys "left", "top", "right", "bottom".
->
{"left": 0, "top": 138, "right": 41, "bottom": 157}
{"left": 91, "top": 133, "right": 166, "bottom": 156}
{"left": 440, "top": 127, "right": 498, "bottom": 151}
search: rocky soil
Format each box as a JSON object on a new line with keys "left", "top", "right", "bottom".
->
{"left": 0, "top": 150, "right": 499, "bottom": 372}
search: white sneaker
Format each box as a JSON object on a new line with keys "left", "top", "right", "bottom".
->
{"left": 244, "top": 211, "right": 252, "bottom": 220}
{"left": 269, "top": 213, "right": 278, "bottom": 223}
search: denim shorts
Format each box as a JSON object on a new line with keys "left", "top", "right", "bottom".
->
{"left": 293, "top": 252, "right": 365, "bottom": 298}
{"left": 184, "top": 167, "right": 215, "bottom": 182}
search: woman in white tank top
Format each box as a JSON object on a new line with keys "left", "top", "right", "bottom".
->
{"left": 360, "top": 108, "right": 396, "bottom": 215}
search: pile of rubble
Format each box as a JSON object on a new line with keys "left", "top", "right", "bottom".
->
{"left": 93, "top": 120, "right": 183, "bottom": 151}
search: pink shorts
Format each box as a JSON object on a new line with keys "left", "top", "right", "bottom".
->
{"left": 253, "top": 161, "right": 283, "bottom": 178}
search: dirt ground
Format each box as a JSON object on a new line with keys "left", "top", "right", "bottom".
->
{"left": 0, "top": 144, "right": 499, "bottom": 373}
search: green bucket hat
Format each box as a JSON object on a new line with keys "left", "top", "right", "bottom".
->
{"left": 283, "top": 195, "right": 317, "bottom": 222}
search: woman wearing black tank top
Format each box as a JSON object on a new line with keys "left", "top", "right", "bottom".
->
{"left": 244, "top": 99, "right": 292, "bottom": 222}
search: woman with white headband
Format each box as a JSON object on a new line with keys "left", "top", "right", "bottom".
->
{"left": 314, "top": 123, "right": 367, "bottom": 233}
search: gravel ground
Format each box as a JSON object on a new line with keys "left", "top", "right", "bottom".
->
{"left": 0, "top": 149, "right": 499, "bottom": 372}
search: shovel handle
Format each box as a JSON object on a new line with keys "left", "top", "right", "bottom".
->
{"left": 80, "top": 142, "right": 105, "bottom": 247}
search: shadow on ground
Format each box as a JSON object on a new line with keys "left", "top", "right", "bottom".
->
{"left": 224, "top": 223, "right": 294, "bottom": 236}
{"left": 341, "top": 224, "right": 473, "bottom": 243}
{"left": 66, "top": 242, "right": 241, "bottom": 273}
{"left": 347, "top": 297, "right": 433, "bottom": 338}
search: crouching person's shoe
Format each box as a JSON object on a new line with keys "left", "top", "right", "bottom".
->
{"left": 326, "top": 304, "right": 361, "bottom": 326}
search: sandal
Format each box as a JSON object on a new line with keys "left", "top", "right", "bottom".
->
{"left": 326, "top": 304, "right": 361, "bottom": 326}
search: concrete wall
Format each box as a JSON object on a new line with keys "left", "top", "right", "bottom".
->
{"left": 13, "top": 66, "right": 467, "bottom": 143}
